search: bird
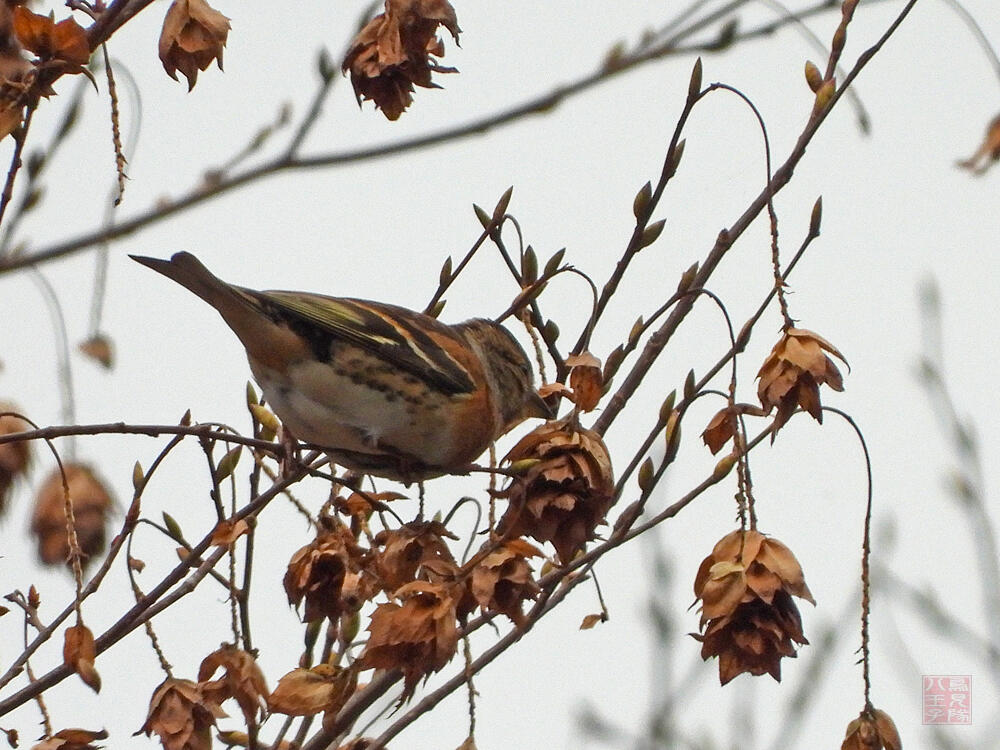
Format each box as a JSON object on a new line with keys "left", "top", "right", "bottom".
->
{"left": 131, "top": 252, "right": 551, "bottom": 481}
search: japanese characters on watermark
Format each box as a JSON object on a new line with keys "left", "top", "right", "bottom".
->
{"left": 922, "top": 675, "right": 972, "bottom": 725}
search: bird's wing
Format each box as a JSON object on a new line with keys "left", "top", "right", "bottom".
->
{"left": 255, "top": 290, "right": 477, "bottom": 396}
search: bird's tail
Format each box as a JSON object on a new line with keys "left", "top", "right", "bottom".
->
{"left": 132, "top": 252, "right": 310, "bottom": 370}
{"left": 130, "top": 251, "right": 278, "bottom": 347}
{"left": 130, "top": 251, "right": 243, "bottom": 309}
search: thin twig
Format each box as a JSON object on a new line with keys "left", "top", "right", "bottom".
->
{"left": 102, "top": 42, "right": 127, "bottom": 204}
{"left": 0, "top": 421, "right": 281, "bottom": 453}
{"left": 0, "top": 103, "right": 37, "bottom": 228}
{"left": 822, "top": 407, "right": 875, "bottom": 709}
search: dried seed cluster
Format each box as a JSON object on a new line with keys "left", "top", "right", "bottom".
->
{"left": 692, "top": 529, "right": 814, "bottom": 684}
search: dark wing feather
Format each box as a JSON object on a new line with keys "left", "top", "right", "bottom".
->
{"left": 252, "top": 289, "right": 476, "bottom": 395}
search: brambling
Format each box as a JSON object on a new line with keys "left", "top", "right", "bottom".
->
{"left": 131, "top": 252, "right": 551, "bottom": 481}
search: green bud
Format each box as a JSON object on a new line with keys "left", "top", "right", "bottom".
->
{"left": 664, "top": 412, "right": 682, "bottom": 458}
{"left": 637, "top": 457, "right": 655, "bottom": 493}
{"left": 522, "top": 246, "right": 538, "bottom": 284}
{"left": 658, "top": 391, "right": 676, "bottom": 423}
{"left": 544, "top": 248, "right": 566, "bottom": 277}
{"left": 667, "top": 139, "right": 686, "bottom": 177}
{"left": 632, "top": 181, "right": 652, "bottom": 219}
{"left": 317, "top": 47, "right": 336, "bottom": 82}
{"left": 683, "top": 369, "right": 696, "bottom": 400}
{"left": 249, "top": 404, "right": 280, "bottom": 440}
{"left": 712, "top": 452, "right": 737, "bottom": 480}
{"left": 214, "top": 446, "right": 243, "bottom": 482}
{"left": 473, "top": 203, "right": 491, "bottom": 228}
{"left": 804, "top": 60, "right": 823, "bottom": 93}
{"left": 628, "top": 316, "right": 644, "bottom": 346}
{"left": 492, "top": 185, "right": 514, "bottom": 222}
{"left": 676, "top": 262, "right": 699, "bottom": 295}
{"left": 688, "top": 57, "right": 703, "bottom": 99}
{"left": 508, "top": 458, "right": 542, "bottom": 475}
{"left": 542, "top": 319, "right": 560, "bottom": 342}
{"left": 813, "top": 79, "right": 836, "bottom": 113}
{"left": 810, "top": 196, "right": 823, "bottom": 237}
{"left": 603, "top": 344, "right": 626, "bottom": 381}
{"left": 435, "top": 257, "right": 451, "bottom": 289}
{"left": 23, "top": 188, "right": 42, "bottom": 212}
{"left": 25, "top": 150, "right": 45, "bottom": 179}
{"left": 714, "top": 19, "right": 737, "bottom": 49}
{"left": 340, "top": 611, "right": 361, "bottom": 645}
{"left": 639, "top": 219, "right": 666, "bottom": 249}
{"left": 162, "top": 512, "right": 184, "bottom": 541}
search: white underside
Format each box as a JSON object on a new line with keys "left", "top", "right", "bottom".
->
{"left": 250, "top": 358, "right": 457, "bottom": 466}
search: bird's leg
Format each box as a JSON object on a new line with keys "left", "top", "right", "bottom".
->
{"left": 278, "top": 424, "right": 303, "bottom": 479}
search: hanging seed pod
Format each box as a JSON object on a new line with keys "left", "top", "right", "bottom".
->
{"left": 692, "top": 529, "right": 814, "bottom": 684}
{"left": 31, "top": 464, "right": 112, "bottom": 569}
{"left": 498, "top": 418, "right": 615, "bottom": 565}
{"left": 0, "top": 403, "right": 31, "bottom": 516}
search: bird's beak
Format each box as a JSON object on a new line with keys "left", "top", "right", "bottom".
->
{"left": 524, "top": 390, "right": 555, "bottom": 421}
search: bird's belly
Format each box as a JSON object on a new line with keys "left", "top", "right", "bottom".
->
{"left": 250, "top": 358, "right": 461, "bottom": 466}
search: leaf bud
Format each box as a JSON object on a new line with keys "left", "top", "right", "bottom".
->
{"left": 473, "top": 203, "right": 490, "bottom": 228}
{"left": 637, "top": 456, "right": 655, "bottom": 493}
{"left": 639, "top": 219, "right": 666, "bottom": 249}
{"left": 632, "top": 181, "right": 652, "bottom": 219}
{"left": 683, "top": 369, "right": 696, "bottom": 399}
{"left": 809, "top": 196, "right": 823, "bottom": 236}
{"left": 521, "top": 246, "right": 538, "bottom": 284}
{"left": 676, "top": 261, "right": 699, "bottom": 295}
{"left": 544, "top": 248, "right": 566, "bottom": 277}
{"left": 439, "top": 256, "right": 453, "bottom": 286}
{"left": 813, "top": 79, "right": 836, "bottom": 113}
{"left": 659, "top": 391, "right": 676, "bottom": 423}
{"left": 688, "top": 58, "right": 703, "bottom": 99}
{"left": 804, "top": 60, "right": 823, "bottom": 93}
{"left": 712, "top": 452, "right": 737, "bottom": 480}
{"left": 492, "top": 185, "right": 514, "bottom": 222}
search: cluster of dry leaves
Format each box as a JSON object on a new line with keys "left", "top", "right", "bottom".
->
{"left": 131, "top": 356, "right": 614, "bottom": 744}
{"left": 0, "top": 2, "right": 90, "bottom": 139}
{"left": 2, "top": 313, "right": 903, "bottom": 748}
{"left": 0, "top": 0, "right": 460, "bottom": 141}
{"left": 135, "top": 427, "right": 610, "bottom": 746}
{"left": 692, "top": 529, "right": 814, "bottom": 685}
{"left": 693, "top": 328, "right": 830, "bottom": 682}
{"left": 158, "top": 0, "right": 231, "bottom": 91}
{"left": 692, "top": 323, "right": 902, "bottom": 747}
{"left": 275, "top": 397, "right": 615, "bottom": 717}
{"left": 0, "top": 0, "right": 232, "bottom": 142}
{"left": 0, "top": 406, "right": 113, "bottom": 569}
{"left": 841, "top": 708, "right": 902, "bottom": 750}
{"left": 342, "top": 0, "right": 461, "bottom": 120}
{"left": 0, "top": 356, "right": 619, "bottom": 748}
